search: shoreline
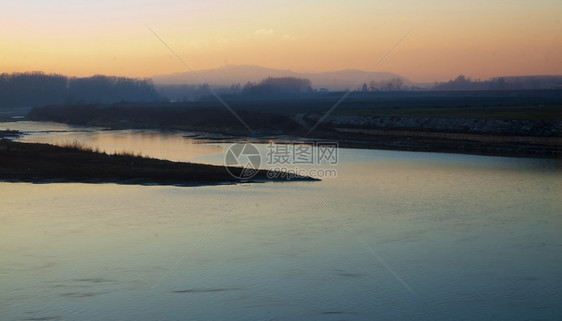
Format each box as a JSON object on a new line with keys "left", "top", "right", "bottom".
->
{"left": 3, "top": 121, "right": 560, "bottom": 160}
{"left": 176, "top": 130, "right": 561, "bottom": 160}
{"left": 0, "top": 135, "right": 318, "bottom": 187}
{"left": 23, "top": 101, "right": 562, "bottom": 159}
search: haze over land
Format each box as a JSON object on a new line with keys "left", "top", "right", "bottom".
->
{"left": 152, "top": 65, "right": 412, "bottom": 90}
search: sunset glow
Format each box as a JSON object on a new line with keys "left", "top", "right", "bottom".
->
{"left": 1, "top": 0, "right": 560, "bottom": 82}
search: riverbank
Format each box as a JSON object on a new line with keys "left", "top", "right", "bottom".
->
{"left": 181, "top": 130, "right": 561, "bottom": 159}
{"left": 23, "top": 95, "right": 562, "bottom": 159}
{"left": 0, "top": 134, "right": 317, "bottom": 186}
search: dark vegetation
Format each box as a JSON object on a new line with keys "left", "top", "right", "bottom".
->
{"left": 25, "top": 89, "right": 562, "bottom": 158}
{"left": 0, "top": 72, "right": 159, "bottom": 108}
{"left": 158, "top": 75, "right": 562, "bottom": 102}
{"left": 312, "top": 90, "right": 562, "bottom": 114}
{"left": 335, "top": 105, "right": 562, "bottom": 120}
{"left": 241, "top": 77, "right": 312, "bottom": 97}
{"left": 1, "top": 71, "right": 560, "bottom": 109}
{"left": 361, "top": 78, "right": 406, "bottom": 91}
{"left": 0, "top": 137, "right": 317, "bottom": 186}
{"left": 158, "top": 77, "right": 313, "bottom": 101}
{"left": 156, "top": 84, "right": 214, "bottom": 102}
{"left": 3, "top": 70, "right": 561, "bottom": 159}
{"left": 27, "top": 103, "right": 301, "bottom": 135}
{"left": 26, "top": 88, "right": 558, "bottom": 115}
{"left": 432, "top": 75, "right": 562, "bottom": 91}
{"left": 190, "top": 89, "right": 562, "bottom": 116}
{"left": 28, "top": 89, "right": 562, "bottom": 123}
{"left": 0, "top": 129, "right": 20, "bottom": 139}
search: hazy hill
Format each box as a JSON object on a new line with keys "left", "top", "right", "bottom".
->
{"left": 151, "top": 65, "right": 412, "bottom": 90}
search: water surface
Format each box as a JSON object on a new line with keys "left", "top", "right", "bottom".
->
{"left": 1, "top": 122, "right": 561, "bottom": 320}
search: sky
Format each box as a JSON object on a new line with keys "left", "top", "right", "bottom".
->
{"left": 1, "top": 0, "right": 561, "bottom": 82}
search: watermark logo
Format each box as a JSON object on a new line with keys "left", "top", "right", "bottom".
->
{"left": 224, "top": 142, "right": 261, "bottom": 179}
{"left": 225, "top": 141, "right": 338, "bottom": 180}
{"left": 266, "top": 142, "right": 338, "bottom": 165}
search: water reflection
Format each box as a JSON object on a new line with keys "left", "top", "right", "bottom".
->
{"left": 1, "top": 122, "right": 561, "bottom": 320}
{"left": 1, "top": 121, "right": 224, "bottom": 162}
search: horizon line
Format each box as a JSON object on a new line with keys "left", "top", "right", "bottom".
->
{"left": 3, "top": 66, "right": 562, "bottom": 85}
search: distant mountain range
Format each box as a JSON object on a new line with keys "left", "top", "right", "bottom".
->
{"left": 151, "top": 65, "right": 412, "bottom": 90}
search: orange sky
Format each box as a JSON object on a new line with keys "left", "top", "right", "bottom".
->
{"left": 1, "top": 0, "right": 560, "bottom": 82}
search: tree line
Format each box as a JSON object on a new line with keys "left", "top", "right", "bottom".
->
{"left": 158, "top": 77, "right": 314, "bottom": 102}
{"left": 360, "top": 78, "right": 406, "bottom": 91}
{"left": 432, "top": 75, "right": 562, "bottom": 91}
{"left": 0, "top": 72, "right": 160, "bottom": 108}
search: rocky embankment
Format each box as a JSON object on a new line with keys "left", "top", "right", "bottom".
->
{"left": 303, "top": 114, "right": 561, "bottom": 158}
{"left": 304, "top": 114, "right": 561, "bottom": 137}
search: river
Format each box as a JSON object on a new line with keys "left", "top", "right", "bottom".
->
{"left": 1, "top": 121, "right": 561, "bottom": 320}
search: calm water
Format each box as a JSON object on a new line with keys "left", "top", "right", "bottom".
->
{"left": 1, "top": 122, "right": 561, "bottom": 320}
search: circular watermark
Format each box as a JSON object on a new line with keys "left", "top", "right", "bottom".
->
{"left": 224, "top": 143, "right": 261, "bottom": 179}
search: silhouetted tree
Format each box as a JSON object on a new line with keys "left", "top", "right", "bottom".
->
{"left": 242, "top": 77, "right": 312, "bottom": 96}
{"left": 0, "top": 72, "right": 159, "bottom": 108}
{"left": 429, "top": 75, "right": 562, "bottom": 91}
{"left": 366, "top": 78, "right": 405, "bottom": 91}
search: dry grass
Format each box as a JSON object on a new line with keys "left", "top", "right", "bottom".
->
{"left": 0, "top": 140, "right": 315, "bottom": 186}
{"left": 57, "top": 140, "right": 144, "bottom": 157}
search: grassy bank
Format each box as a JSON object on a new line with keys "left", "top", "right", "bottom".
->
{"left": 0, "top": 138, "right": 317, "bottom": 186}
